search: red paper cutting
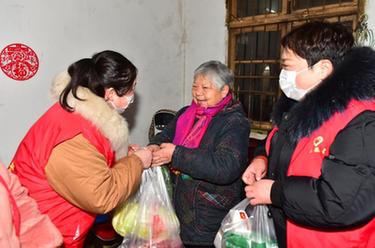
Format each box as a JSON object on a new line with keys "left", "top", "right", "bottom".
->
{"left": 0, "top": 43, "right": 39, "bottom": 81}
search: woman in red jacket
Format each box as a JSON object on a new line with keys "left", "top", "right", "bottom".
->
{"left": 11, "top": 50, "right": 152, "bottom": 247}
{"left": 243, "top": 21, "right": 375, "bottom": 248}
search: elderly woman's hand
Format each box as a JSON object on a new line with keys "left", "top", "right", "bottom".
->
{"left": 151, "top": 143, "right": 175, "bottom": 166}
{"left": 146, "top": 144, "right": 160, "bottom": 153}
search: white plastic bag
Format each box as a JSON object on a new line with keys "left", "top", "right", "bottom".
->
{"left": 214, "top": 198, "right": 278, "bottom": 248}
{"left": 112, "top": 167, "right": 183, "bottom": 248}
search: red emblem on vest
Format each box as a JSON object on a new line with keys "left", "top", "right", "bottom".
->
{"left": 0, "top": 43, "right": 39, "bottom": 81}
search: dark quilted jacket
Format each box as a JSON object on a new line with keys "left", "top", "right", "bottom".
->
{"left": 150, "top": 99, "right": 250, "bottom": 246}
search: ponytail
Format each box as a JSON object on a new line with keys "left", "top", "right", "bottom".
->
{"left": 59, "top": 50, "right": 137, "bottom": 112}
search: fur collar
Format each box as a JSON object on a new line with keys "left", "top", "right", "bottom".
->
{"left": 272, "top": 47, "right": 375, "bottom": 142}
{"left": 50, "top": 71, "right": 129, "bottom": 159}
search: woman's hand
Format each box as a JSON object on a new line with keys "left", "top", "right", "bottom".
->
{"left": 151, "top": 143, "right": 175, "bottom": 166}
{"left": 242, "top": 156, "right": 268, "bottom": 185}
{"left": 128, "top": 144, "right": 141, "bottom": 155}
{"left": 133, "top": 148, "right": 152, "bottom": 169}
{"left": 245, "top": 179, "right": 274, "bottom": 205}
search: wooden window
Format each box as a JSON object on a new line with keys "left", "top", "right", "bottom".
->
{"left": 227, "top": 0, "right": 364, "bottom": 135}
{"left": 236, "top": 0, "right": 281, "bottom": 17}
{"left": 294, "top": 0, "right": 353, "bottom": 10}
{"left": 232, "top": 25, "right": 281, "bottom": 130}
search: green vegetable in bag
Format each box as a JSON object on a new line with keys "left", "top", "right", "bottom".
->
{"left": 112, "top": 167, "right": 183, "bottom": 247}
{"left": 251, "top": 240, "right": 267, "bottom": 248}
{"left": 214, "top": 199, "right": 279, "bottom": 248}
{"left": 223, "top": 232, "right": 250, "bottom": 248}
{"left": 112, "top": 202, "right": 139, "bottom": 237}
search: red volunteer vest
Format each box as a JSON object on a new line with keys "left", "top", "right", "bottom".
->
{"left": 266, "top": 100, "right": 375, "bottom": 248}
{"left": 11, "top": 103, "right": 115, "bottom": 248}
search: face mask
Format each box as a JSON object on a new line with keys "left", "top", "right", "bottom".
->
{"left": 125, "top": 94, "right": 134, "bottom": 107}
{"left": 279, "top": 68, "right": 310, "bottom": 101}
{"left": 108, "top": 94, "right": 134, "bottom": 114}
{"left": 122, "top": 94, "right": 134, "bottom": 111}
{"left": 108, "top": 100, "right": 127, "bottom": 114}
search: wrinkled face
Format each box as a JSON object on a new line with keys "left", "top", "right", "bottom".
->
{"left": 192, "top": 75, "right": 229, "bottom": 108}
{"left": 280, "top": 48, "right": 323, "bottom": 90}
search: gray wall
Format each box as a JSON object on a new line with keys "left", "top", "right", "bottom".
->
{"left": 367, "top": 0, "right": 375, "bottom": 37}
{"left": 0, "top": 0, "right": 227, "bottom": 164}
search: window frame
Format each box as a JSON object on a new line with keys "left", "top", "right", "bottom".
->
{"left": 227, "top": 0, "right": 365, "bottom": 135}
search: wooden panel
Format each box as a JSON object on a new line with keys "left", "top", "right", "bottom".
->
{"left": 228, "top": 3, "right": 357, "bottom": 28}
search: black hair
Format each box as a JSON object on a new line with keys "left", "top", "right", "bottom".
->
{"left": 59, "top": 50, "right": 137, "bottom": 111}
{"left": 281, "top": 21, "right": 354, "bottom": 67}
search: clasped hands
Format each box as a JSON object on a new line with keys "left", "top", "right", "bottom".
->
{"left": 128, "top": 143, "right": 176, "bottom": 168}
{"left": 242, "top": 156, "right": 274, "bottom": 205}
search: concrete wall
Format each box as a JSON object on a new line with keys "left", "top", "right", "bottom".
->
{"left": 182, "top": 0, "right": 227, "bottom": 103}
{"left": 0, "top": 0, "right": 227, "bottom": 164}
{"left": 366, "top": 0, "right": 375, "bottom": 40}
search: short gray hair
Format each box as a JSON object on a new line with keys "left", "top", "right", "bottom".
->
{"left": 193, "top": 60, "right": 234, "bottom": 90}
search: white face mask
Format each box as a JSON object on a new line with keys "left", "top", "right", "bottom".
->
{"left": 279, "top": 68, "right": 310, "bottom": 101}
{"left": 124, "top": 94, "right": 134, "bottom": 108}
{"left": 108, "top": 94, "right": 134, "bottom": 114}
{"left": 108, "top": 100, "right": 126, "bottom": 114}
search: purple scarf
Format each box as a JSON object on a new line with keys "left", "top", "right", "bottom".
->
{"left": 173, "top": 94, "right": 232, "bottom": 148}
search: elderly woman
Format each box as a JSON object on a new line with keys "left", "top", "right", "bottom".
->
{"left": 149, "top": 60, "right": 250, "bottom": 247}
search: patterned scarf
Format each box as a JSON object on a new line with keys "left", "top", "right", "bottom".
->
{"left": 173, "top": 94, "right": 232, "bottom": 148}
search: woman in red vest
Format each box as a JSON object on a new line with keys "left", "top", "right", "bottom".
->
{"left": 243, "top": 21, "right": 375, "bottom": 247}
{"left": 10, "top": 50, "right": 152, "bottom": 247}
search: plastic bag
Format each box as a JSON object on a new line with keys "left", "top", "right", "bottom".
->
{"left": 214, "top": 199, "right": 278, "bottom": 248}
{"left": 112, "top": 167, "right": 183, "bottom": 248}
